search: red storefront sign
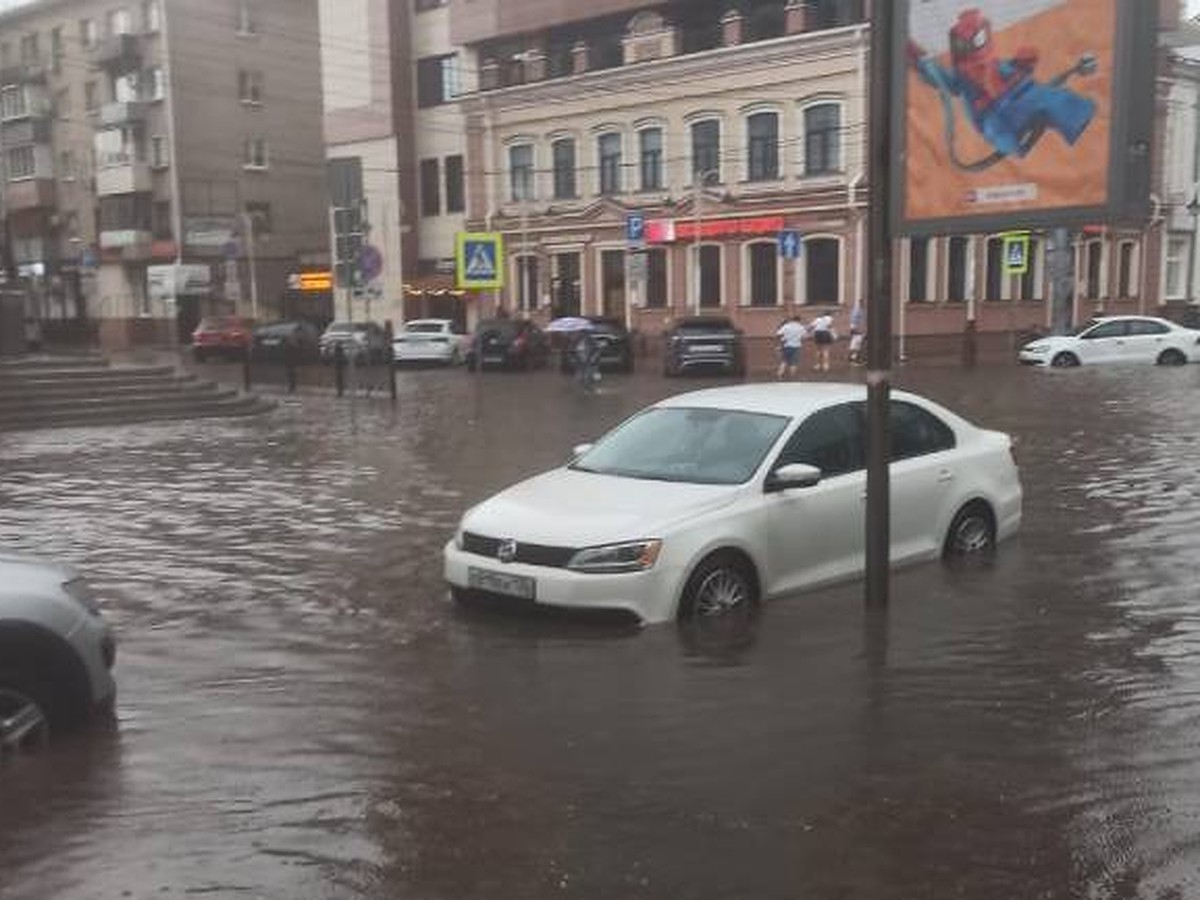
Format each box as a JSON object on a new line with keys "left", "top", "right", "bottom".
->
{"left": 646, "top": 216, "right": 786, "bottom": 243}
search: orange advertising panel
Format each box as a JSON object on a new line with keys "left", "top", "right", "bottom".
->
{"left": 896, "top": 0, "right": 1152, "bottom": 234}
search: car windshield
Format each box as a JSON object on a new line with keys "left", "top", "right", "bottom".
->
{"left": 572, "top": 407, "right": 789, "bottom": 485}
{"left": 406, "top": 322, "right": 445, "bottom": 333}
{"left": 199, "top": 317, "right": 245, "bottom": 331}
{"left": 325, "top": 322, "right": 354, "bottom": 334}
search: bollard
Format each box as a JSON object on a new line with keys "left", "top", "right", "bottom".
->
{"left": 284, "top": 341, "right": 297, "bottom": 394}
{"left": 334, "top": 343, "right": 346, "bottom": 397}
{"left": 384, "top": 321, "right": 397, "bottom": 403}
{"left": 242, "top": 343, "right": 252, "bottom": 392}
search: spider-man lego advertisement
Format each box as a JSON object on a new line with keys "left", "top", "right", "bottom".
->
{"left": 896, "top": 0, "right": 1154, "bottom": 233}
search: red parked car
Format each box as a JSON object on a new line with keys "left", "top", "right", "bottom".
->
{"left": 191, "top": 316, "right": 254, "bottom": 362}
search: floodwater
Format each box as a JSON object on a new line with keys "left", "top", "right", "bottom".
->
{"left": 2, "top": 361, "right": 1200, "bottom": 900}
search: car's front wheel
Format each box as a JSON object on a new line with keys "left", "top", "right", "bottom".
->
{"left": 0, "top": 668, "right": 54, "bottom": 753}
{"left": 943, "top": 502, "right": 996, "bottom": 558}
{"left": 678, "top": 551, "right": 759, "bottom": 620}
{"left": 1157, "top": 348, "right": 1187, "bottom": 367}
{"left": 1050, "top": 351, "right": 1080, "bottom": 368}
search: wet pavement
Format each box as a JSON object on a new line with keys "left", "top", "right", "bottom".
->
{"left": 2, "top": 362, "right": 1200, "bottom": 899}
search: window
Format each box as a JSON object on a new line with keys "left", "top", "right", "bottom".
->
{"left": 245, "top": 200, "right": 272, "bottom": 235}
{"left": 691, "top": 119, "right": 720, "bottom": 181}
{"left": 516, "top": 255, "right": 539, "bottom": 312}
{"left": 598, "top": 132, "right": 621, "bottom": 195}
{"left": 236, "top": 0, "right": 258, "bottom": 35}
{"left": 94, "top": 124, "right": 144, "bottom": 167}
{"left": 985, "top": 236, "right": 1004, "bottom": 300}
{"left": 775, "top": 403, "right": 864, "bottom": 478}
{"left": 50, "top": 28, "right": 62, "bottom": 73}
{"left": 947, "top": 236, "right": 969, "bottom": 302}
{"left": 444, "top": 154, "right": 464, "bottom": 213}
{"left": 152, "top": 199, "right": 172, "bottom": 239}
{"left": 1165, "top": 236, "right": 1188, "bottom": 300}
{"left": 419, "top": 158, "right": 440, "bottom": 216}
{"left": 804, "top": 103, "right": 841, "bottom": 175}
{"left": 58, "top": 149, "right": 75, "bottom": 180}
{"left": 1084, "top": 240, "right": 1103, "bottom": 298}
{"left": 748, "top": 242, "right": 778, "bottom": 306}
{"left": 6, "top": 146, "right": 35, "bottom": 181}
{"left": 84, "top": 81, "right": 98, "bottom": 112}
{"left": 552, "top": 252, "right": 581, "bottom": 316}
{"left": 80, "top": 19, "right": 97, "bottom": 48}
{"left": 143, "top": 0, "right": 161, "bottom": 32}
{"left": 646, "top": 248, "right": 667, "bottom": 308}
{"left": 639, "top": 128, "right": 663, "bottom": 191}
{"left": 698, "top": 244, "right": 721, "bottom": 307}
{"left": 238, "top": 70, "right": 263, "bottom": 104}
{"left": 243, "top": 137, "right": 268, "bottom": 169}
{"left": 150, "top": 134, "right": 168, "bottom": 168}
{"left": 114, "top": 72, "right": 139, "bottom": 103}
{"left": 1, "top": 86, "right": 28, "bottom": 120}
{"left": 552, "top": 138, "right": 576, "bottom": 199}
{"left": 19, "top": 33, "right": 39, "bottom": 66}
{"left": 508, "top": 143, "right": 533, "bottom": 201}
{"left": 143, "top": 66, "right": 164, "bottom": 100}
{"left": 106, "top": 9, "right": 131, "bottom": 36}
{"left": 99, "top": 193, "right": 152, "bottom": 232}
{"left": 1081, "top": 320, "right": 1126, "bottom": 340}
{"left": 747, "top": 112, "right": 779, "bottom": 182}
{"left": 1117, "top": 241, "right": 1137, "bottom": 298}
{"left": 890, "top": 401, "right": 955, "bottom": 461}
{"left": 1128, "top": 318, "right": 1169, "bottom": 336}
{"left": 601, "top": 249, "right": 625, "bottom": 318}
{"left": 416, "top": 54, "right": 459, "bottom": 107}
{"left": 804, "top": 238, "right": 840, "bottom": 305}
{"left": 908, "top": 237, "right": 929, "bottom": 302}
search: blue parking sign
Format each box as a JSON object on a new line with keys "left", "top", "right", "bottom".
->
{"left": 626, "top": 213, "right": 646, "bottom": 244}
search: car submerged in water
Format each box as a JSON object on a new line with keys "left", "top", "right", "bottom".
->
{"left": 1018, "top": 315, "right": 1200, "bottom": 368}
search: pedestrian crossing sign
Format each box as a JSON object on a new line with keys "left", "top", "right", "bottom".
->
{"left": 1002, "top": 232, "right": 1030, "bottom": 276}
{"left": 456, "top": 232, "right": 505, "bottom": 290}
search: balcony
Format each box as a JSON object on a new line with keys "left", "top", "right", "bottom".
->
{"left": 96, "top": 161, "right": 153, "bottom": 196}
{"left": 99, "top": 229, "right": 153, "bottom": 260}
{"left": 5, "top": 178, "right": 56, "bottom": 211}
{"left": 1, "top": 117, "right": 52, "bottom": 148}
{"left": 87, "top": 34, "right": 142, "bottom": 73}
{"left": 97, "top": 100, "right": 148, "bottom": 128}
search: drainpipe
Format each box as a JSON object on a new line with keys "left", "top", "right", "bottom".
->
{"left": 1144, "top": 191, "right": 1163, "bottom": 316}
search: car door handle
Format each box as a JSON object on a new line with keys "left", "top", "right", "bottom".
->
{"left": 937, "top": 469, "right": 954, "bottom": 484}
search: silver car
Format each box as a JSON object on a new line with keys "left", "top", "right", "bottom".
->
{"left": 0, "top": 553, "right": 116, "bottom": 753}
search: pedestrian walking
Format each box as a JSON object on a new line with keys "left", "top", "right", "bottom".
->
{"left": 810, "top": 313, "right": 835, "bottom": 372}
{"left": 847, "top": 301, "right": 865, "bottom": 366}
{"left": 775, "top": 315, "right": 805, "bottom": 380}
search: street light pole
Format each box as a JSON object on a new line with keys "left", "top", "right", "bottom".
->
{"left": 692, "top": 169, "right": 717, "bottom": 316}
{"left": 240, "top": 210, "right": 259, "bottom": 322}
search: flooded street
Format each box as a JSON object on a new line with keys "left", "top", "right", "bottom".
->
{"left": 3, "top": 363, "right": 1200, "bottom": 900}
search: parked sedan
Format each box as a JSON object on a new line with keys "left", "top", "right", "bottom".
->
{"left": 251, "top": 321, "right": 321, "bottom": 363}
{"left": 663, "top": 316, "right": 746, "bottom": 377}
{"left": 560, "top": 317, "right": 634, "bottom": 374}
{"left": 192, "top": 316, "right": 254, "bottom": 362}
{"left": 0, "top": 552, "right": 116, "bottom": 752}
{"left": 444, "top": 383, "right": 1022, "bottom": 625}
{"left": 393, "top": 318, "right": 469, "bottom": 366}
{"left": 1018, "top": 315, "right": 1200, "bottom": 367}
{"left": 466, "top": 319, "right": 551, "bottom": 371}
{"left": 319, "top": 321, "right": 390, "bottom": 364}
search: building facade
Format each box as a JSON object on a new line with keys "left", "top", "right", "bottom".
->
{"left": 1, "top": 0, "right": 328, "bottom": 348}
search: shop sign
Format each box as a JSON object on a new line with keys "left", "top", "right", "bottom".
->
{"left": 647, "top": 216, "right": 786, "bottom": 243}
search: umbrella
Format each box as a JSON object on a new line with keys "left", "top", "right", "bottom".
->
{"left": 545, "top": 316, "right": 594, "bottom": 333}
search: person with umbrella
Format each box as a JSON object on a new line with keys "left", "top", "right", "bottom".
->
{"left": 547, "top": 316, "right": 602, "bottom": 390}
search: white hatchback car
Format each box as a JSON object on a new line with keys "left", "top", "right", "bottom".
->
{"left": 444, "top": 384, "right": 1022, "bottom": 624}
{"left": 1018, "top": 315, "right": 1200, "bottom": 368}
{"left": 392, "top": 318, "right": 468, "bottom": 366}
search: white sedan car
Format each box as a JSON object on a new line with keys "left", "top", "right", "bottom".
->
{"left": 1018, "top": 315, "right": 1200, "bottom": 368}
{"left": 444, "top": 383, "right": 1022, "bottom": 625}
{"left": 392, "top": 318, "right": 468, "bottom": 365}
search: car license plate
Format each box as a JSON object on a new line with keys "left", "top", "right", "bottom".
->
{"left": 262, "top": 338, "right": 281, "bottom": 346}
{"left": 468, "top": 566, "right": 536, "bottom": 600}
{"left": 691, "top": 344, "right": 723, "bottom": 353}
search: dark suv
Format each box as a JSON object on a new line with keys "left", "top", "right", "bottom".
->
{"left": 560, "top": 317, "right": 634, "bottom": 374}
{"left": 663, "top": 316, "right": 746, "bottom": 377}
{"left": 467, "top": 319, "right": 550, "bottom": 371}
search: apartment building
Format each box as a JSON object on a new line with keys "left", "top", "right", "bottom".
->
{"left": 1, "top": 0, "right": 328, "bottom": 348}
{"left": 320, "top": 0, "right": 468, "bottom": 328}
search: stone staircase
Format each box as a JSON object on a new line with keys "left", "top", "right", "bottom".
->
{"left": 0, "top": 356, "right": 272, "bottom": 432}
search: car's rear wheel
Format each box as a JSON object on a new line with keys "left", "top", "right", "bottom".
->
{"left": 943, "top": 502, "right": 996, "bottom": 558}
{"left": 678, "top": 552, "right": 759, "bottom": 620}
{"left": 1157, "top": 348, "right": 1187, "bottom": 367}
{"left": 0, "top": 671, "right": 52, "bottom": 754}
{"left": 1050, "top": 351, "right": 1080, "bottom": 368}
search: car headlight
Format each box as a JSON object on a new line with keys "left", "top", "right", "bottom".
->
{"left": 1023, "top": 343, "right": 1049, "bottom": 354}
{"left": 453, "top": 526, "right": 464, "bottom": 551}
{"left": 62, "top": 577, "right": 102, "bottom": 616}
{"left": 567, "top": 539, "right": 662, "bottom": 574}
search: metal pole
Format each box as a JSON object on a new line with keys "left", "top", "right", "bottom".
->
{"left": 1188, "top": 201, "right": 1198, "bottom": 305}
{"left": 865, "top": 0, "right": 894, "bottom": 610}
{"left": 693, "top": 175, "right": 701, "bottom": 316}
{"left": 241, "top": 211, "right": 259, "bottom": 322}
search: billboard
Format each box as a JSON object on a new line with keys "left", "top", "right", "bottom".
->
{"left": 893, "top": 0, "right": 1157, "bottom": 235}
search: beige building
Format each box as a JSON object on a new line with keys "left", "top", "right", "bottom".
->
{"left": 2, "top": 0, "right": 328, "bottom": 348}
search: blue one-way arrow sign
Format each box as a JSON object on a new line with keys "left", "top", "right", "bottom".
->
{"left": 779, "top": 230, "right": 801, "bottom": 259}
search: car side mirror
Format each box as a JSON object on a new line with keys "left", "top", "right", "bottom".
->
{"left": 571, "top": 442, "right": 594, "bottom": 461}
{"left": 765, "top": 463, "right": 822, "bottom": 493}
